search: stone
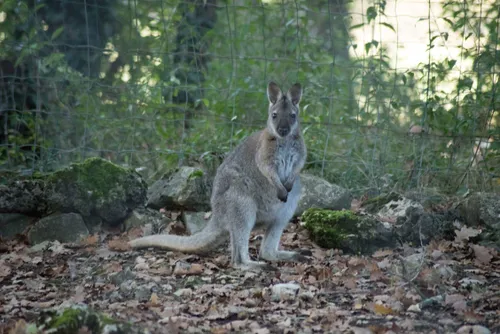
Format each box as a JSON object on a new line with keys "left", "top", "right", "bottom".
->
{"left": 0, "top": 213, "right": 35, "bottom": 239}
{"left": 269, "top": 283, "right": 300, "bottom": 302}
{"left": 147, "top": 167, "right": 212, "bottom": 211}
{"left": 182, "top": 211, "right": 209, "bottom": 234}
{"left": 396, "top": 206, "right": 460, "bottom": 245}
{"left": 28, "top": 213, "right": 89, "bottom": 245}
{"left": 45, "top": 157, "right": 147, "bottom": 225}
{"left": 122, "top": 207, "right": 170, "bottom": 231}
{"left": 461, "top": 192, "right": 500, "bottom": 247}
{"left": 295, "top": 174, "right": 351, "bottom": 216}
{"left": 301, "top": 208, "right": 396, "bottom": 254}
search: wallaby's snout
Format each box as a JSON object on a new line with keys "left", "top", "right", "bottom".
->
{"left": 277, "top": 126, "right": 289, "bottom": 137}
{"left": 266, "top": 81, "right": 302, "bottom": 138}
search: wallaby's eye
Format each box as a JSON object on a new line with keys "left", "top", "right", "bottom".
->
{"left": 272, "top": 112, "right": 277, "bottom": 119}
{"left": 290, "top": 113, "right": 296, "bottom": 119}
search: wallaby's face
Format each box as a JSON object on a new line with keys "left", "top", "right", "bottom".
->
{"left": 266, "top": 82, "right": 302, "bottom": 138}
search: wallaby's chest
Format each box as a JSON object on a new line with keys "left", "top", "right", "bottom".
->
{"left": 275, "top": 141, "right": 298, "bottom": 182}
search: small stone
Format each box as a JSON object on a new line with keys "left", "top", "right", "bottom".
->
{"left": 174, "top": 288, "right": 193, "bottom": 298}
{"left": 456, "top": 325, "right": 491, "bottom": 334}
{"left": 407, "top": 304, "right": 421, "bottom": 313}
{"left": 270, "top": 283, "right": 300, "bottom": 302}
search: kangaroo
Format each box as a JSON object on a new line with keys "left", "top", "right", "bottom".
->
{"left": 129, "top": 82, "right": 307, "bottom": 271}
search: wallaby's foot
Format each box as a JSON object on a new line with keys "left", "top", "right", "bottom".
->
{"left": 259, "top": 250, "right": 309, "bottom": 263}
{"left": 233, "top": 260, "right": 278, "bottom": 272}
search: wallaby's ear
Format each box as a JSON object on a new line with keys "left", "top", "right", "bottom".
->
{"left": 287, "top": 83, "right": 302, "bottom": 105}
{"left": 267, "top": 81, "right": 282, "bottom": 105}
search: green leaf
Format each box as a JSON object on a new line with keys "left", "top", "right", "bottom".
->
{"left": 380, "top": 22, "right": 395, "bottom": 32}
{"left": 51, "top": 26, "right": 64, "bottom": 41}
{"left": 366, "top": 6, "right": 377, "bottom": 23}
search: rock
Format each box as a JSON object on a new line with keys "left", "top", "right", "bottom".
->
{"left": 461, "top": 192, "right": 500, "bottom": 246}
{"left": 0, "top": 179, "right": 47, "bottom": 215}
{"left": 391, "top": 253, "right": 427, "bottom": 279}
{"left": 174, "top": 288, "right": 193, "bottom": 298}
{"left": 147, "top": 167, "right": 212, "bottom": 211}
{"left": 0, "top": 213, "right": 35, "bottom": 239}
{"left": 296, "top": 174, "right": 351, "bottom": 216}
{"left": 123, "top": 207, "right": 171, "bottom": 231}
{"left": 134, "top": 282, "right": 158, "bottom": 302}
{"left": 110, "top": 267, "right": 135, "bottom": 286}
{"left": 28, "top": 213, "right": 89, "bottom": 245}
{"left": 456, "top": 325, "right": 491, "bottom": 334}
{"left": 396, "top": 206, "right": 459, "bottom": 245}
{"left": 182, "top": 211, "right": 209, "bottom": 234}
{"left": 269, "top": 283, "right": 300, "bottom": 302}
{"left": 377, "top": 195, "right": 423, "bottom": 219}
{"left": 83, "top": 216, "right": 103, "bottom": 234}
{"left": 45, "top": 157, "right": 147, "bottom": 225}
{"left": 301, "top": 208, "right": 396, "bottom": 254}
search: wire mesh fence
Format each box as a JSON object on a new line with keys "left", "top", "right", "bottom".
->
{"left": 0, "top": 0, "right": 498, "bottom": 196}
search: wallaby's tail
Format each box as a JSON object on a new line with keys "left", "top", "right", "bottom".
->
{"left": 128, "top": 219, "right": 226, "bottom": 254}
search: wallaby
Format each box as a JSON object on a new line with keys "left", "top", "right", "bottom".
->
{"left": 129, "top": 82, "right": 307, "bottom": 271}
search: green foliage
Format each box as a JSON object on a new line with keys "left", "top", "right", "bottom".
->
{"left": 0, "top": 0, "right": 498, "bottom": 195}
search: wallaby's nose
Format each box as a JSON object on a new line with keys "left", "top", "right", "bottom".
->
{"left": 278, "top": 127, "right": 289, "bottom": 136}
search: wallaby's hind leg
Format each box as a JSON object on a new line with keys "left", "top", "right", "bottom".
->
{"left": 226, "top": 198, "right": 276, "bottom": 272}
{"left": 259, "top": 181, "right": 307, "bottom": 263}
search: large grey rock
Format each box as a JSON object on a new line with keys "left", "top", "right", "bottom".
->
{"left": 28, "top": 213, "right": 89, "bottom": 245}
{"left": 147, "top": 167, "right": 212, "bottom": 211}
{"left": 396, "top": 206, "right": 460, "bottom": 245}
{"left": 461, "top": 192, "right": 500, "bottom": 246}
{"left": 295, "top": 174, "right": 351, "bottom": 216}
{"left": 0, "top": 213, "right": 35, "bottom": 239}
{"left": 182, "top": 211, "right": 209, "bottom": 234}
{"left": 45, "top": 157, "right": 148, "bottom": 225}
{"left": 0, "top": 179, "right": 47, "bottom": 215}
{"left": 123, "top": 207, "right": 171, "bottom": 231}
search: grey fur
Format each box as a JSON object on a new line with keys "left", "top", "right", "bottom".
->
{"left": 129, "top": 82, "right": 307, "bottom": 271}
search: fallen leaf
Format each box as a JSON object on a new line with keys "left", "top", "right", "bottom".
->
{"left": 108, "top": 238, "right": 131, "bottom": 252}
{"left": 81, "top": 234, "right": 99, "bottom": 247}
{"left": 0, "top": 261, "right": 11, "bottom": 277}
{"left": 372, "top": 249, "right": 394, "bottom": 259}
{"left": 471, "top": 244, "right": 493, "bottom": 265}
{"left": 150, "top": 292, "right": 160, "bottom": 306}
{"left": 173, "top": 261, "right": 204, "bottom": 275}
{"left": 454, "top": 226, "right": 481, "bottom": 244}
{"left": 372, "top": 303, "right": 395, "bottom": 315}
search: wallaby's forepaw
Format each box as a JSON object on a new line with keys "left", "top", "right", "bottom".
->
{"left": 283, "top": 180, "right": 294, "bottom": 193}
{"left": 277, "top": 188, "right": 288, "bottom": 202}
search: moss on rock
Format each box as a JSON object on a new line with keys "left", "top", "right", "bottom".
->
{"left": 38, "top": 304, "right": 145, "bottom": 334}
{"left": 301, "top": 208, "right": 397, "bottom": 254}
{"left": 302, "top": 208, "right": 359, "bottom": 249}
{"left": 45, "top": 157, "right": 147, "bottom": 224}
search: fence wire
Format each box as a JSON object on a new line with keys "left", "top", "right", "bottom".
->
{"left": 0, "top": 0, "right": 498, "bottom": 196}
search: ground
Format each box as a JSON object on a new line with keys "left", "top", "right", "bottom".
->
{"left": 0, "top": 216, "right": 499, "bottom": 334}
